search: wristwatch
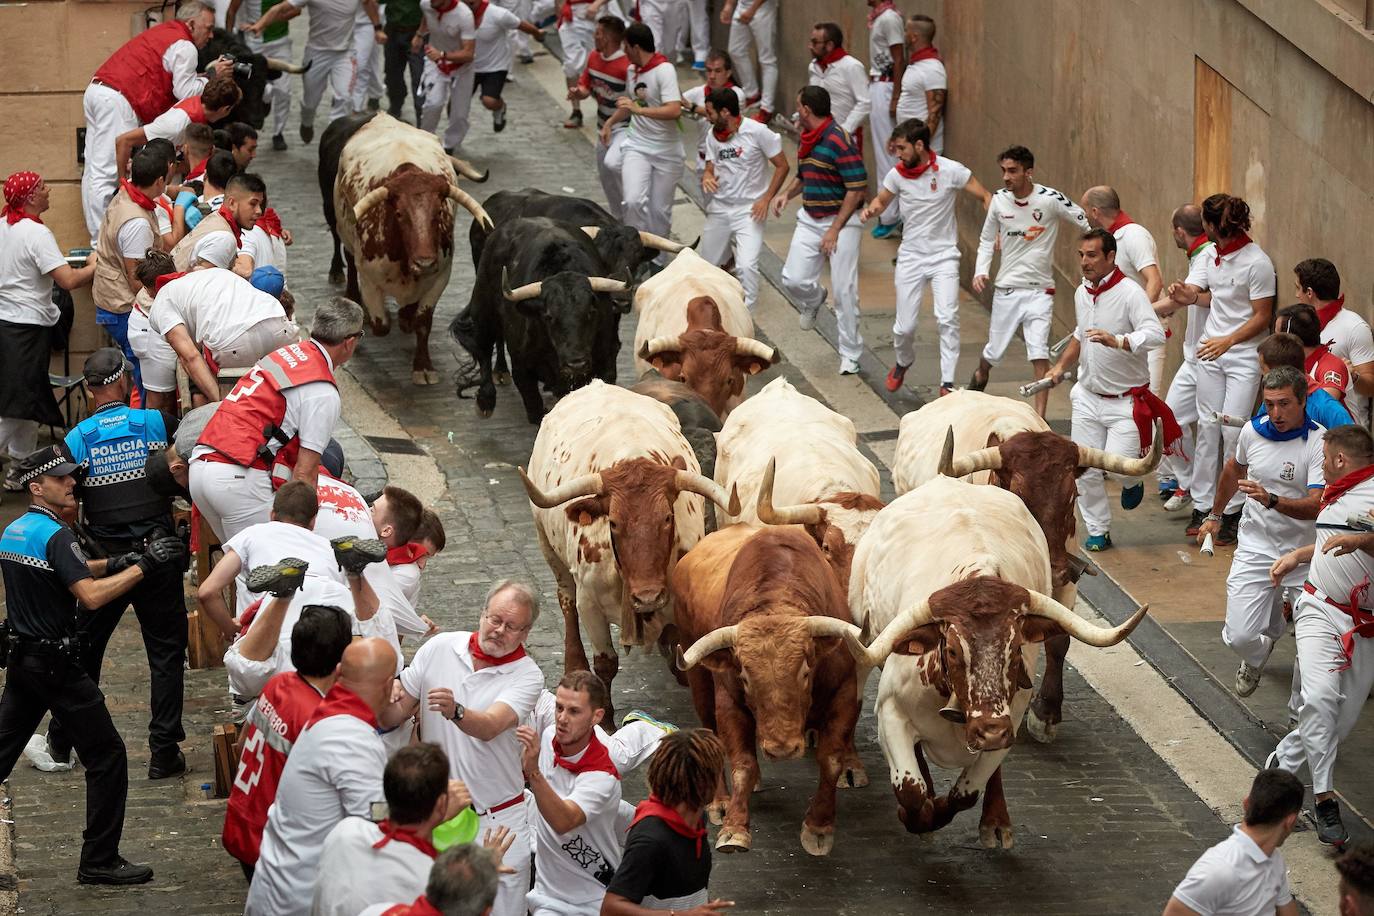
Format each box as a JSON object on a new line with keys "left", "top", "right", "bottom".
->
{"left": 450, "top": 702, "right": 466, "bottom": 723}
{"left": 1267, "top": 493, "right": 1279, "bottom": 510}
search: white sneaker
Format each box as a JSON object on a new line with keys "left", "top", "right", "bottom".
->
{"left": 1163, "top": 490, "right": 1191, "bottom": 512}
{"left": 1235, "top": 661, "right": 1262, "bottom": 697}
{"left": 24, "top": 733, "right": 74, "bottom": 772}
{"left": 798, "top": 288, "right": 827, "bottom": 331}
{"left": 839, "top": 358, "right": 861, "bottom": 375}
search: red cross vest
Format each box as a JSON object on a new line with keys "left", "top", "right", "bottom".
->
{"left": 92, "top": 21, "right": 196, "bottom": 124}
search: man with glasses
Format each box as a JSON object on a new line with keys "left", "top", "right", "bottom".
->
{"left": 382, "top": 579, "right": 544, "bottom": 916}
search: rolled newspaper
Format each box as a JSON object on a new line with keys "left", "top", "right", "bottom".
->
{"left": 1200, "top": 533, "right": 1215, "bottom": 557}
{"left": 1019, "top": 370, "right": 1075, "bottom": 398}
{"left": 1211, "top": 411, "right": 1246, "bottom": 428}
{"left": 1348, "top": 514, "right": 1374, "bottom": 533}
{"left": 1049, "top": 333, "right": 1074, "bottom": 359}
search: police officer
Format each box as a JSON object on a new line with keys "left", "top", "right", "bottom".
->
{"left": 0, "top": 443, "right": 184, "bottom": 885}
{"left": 45, "top": 349, "right": 190, "bottom": 780}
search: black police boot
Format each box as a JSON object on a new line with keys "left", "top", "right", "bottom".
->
{"left": 1315, "top": 798, "right": 1349, "bottom": 847}
{"left": 246, "top": 559, "right": 309, "bottom": 596}
{"left": 78, "top": 856, "right": 154, "bottom": 886}
{"left": 148, "top": 748, "right": 187, "bottom": 780}
{"left": 331, "top": 536, "right": 388, "bottom": 576}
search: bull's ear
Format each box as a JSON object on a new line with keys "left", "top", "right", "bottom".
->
{"left": 732, "top": 353, "right": 774, "bottom": 378}
{"left": 670, "top": 454, "right": 688, "bottom": 471}
{"left": 647, "top": 351, "right": 684, "bottom": 377}
{"left": 696, "top": 648, "right": 736, "bottom": 673}
{"left": 564, "top": 496, "right": 609, "bottom": 527}
{"left": 892, "top": 624, "right": 941, "bottom": 656}
{"left": 1020, "top": 616, "right": 1064, "bottom": 644}
{"left": 514, "top": 297, "right": 543, "bottom": 317}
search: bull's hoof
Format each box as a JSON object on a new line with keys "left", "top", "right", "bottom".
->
{"left": 494, "top": 370, "right": 511, "bottom": 386}
{"left": 805, "top": 728, "right": 818, "bottom": 749}
{"left": 398, "top": 310, "right": 417, "bottom": 335}
{"left": 837, "top": 761, "right": 869, "bottom": 789}
{"left": 370, "top": 317, "right": 392, "bottom": 338}
{"left": 800, "top": 822, "right": 835, "bottom": 857}
{"left": 716, "top": 826, "right": 751, "bottom": 853}
{"left": 477, "top": 405, "right": 494, "bottom": 419}
{"left": 706, "top": 800, "right": 727, "bottom": 826}
{"left": 979, "top": 822, "right": 1015, "bottom": 849}
{"left": 524, "top": 411, "right": 545, "bottom": 425}
{"left": 411, "top": 369, "right": 441, "bottom": 385}
{"left": 1025, "top": 704, "right": 1059, "bottom": 744}
{"left": 328, "top": 268, "right": 344, "bottom": 286}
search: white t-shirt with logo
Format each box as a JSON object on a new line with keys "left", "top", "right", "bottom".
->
{"left": 1232, "top": 418, "right": 1325, "bottom": 559}
{"left": 896, "top": 57, "right": 947, "bottom": 151}
{"left": 471, "top": 3, "right": 521, "bottom": 73}
{"left": 682, "top": 83, "right": 745, "bottom": 164}
{"left": 1184, "top": 239, "right": 1276, "bottom": 352}
{"left": 703, "top": 118, "right": 782, "bottom": 208}
{"left": 975, "top": 183, "right": 1089, "bottom": 290}
{"left": 621, "top": 59, "right": 682, "bottom": 157}
{"left": 0, "top": 219, "right": 65, "bottom": 326}
{"left": 530, "top": 725, "right": 624, "bottom": 906}
{"left": 149, "top": 267, "right": 287, "bottom": 351}
{"left": 880, "top": 154, "right": 971, "bottom": 266}
{"left": 868, "top": 8, "right": 904, "bottom": 78}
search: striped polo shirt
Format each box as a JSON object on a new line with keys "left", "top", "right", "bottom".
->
{"left": 798, "top": 120, "right": 867, "bottom": 220}
{"left": 579, "top": 50, "right": 630, "bottom": 129}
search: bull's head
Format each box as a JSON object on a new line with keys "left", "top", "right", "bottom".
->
{"left": 580, "top": 225, "right": 685, "bottom": 279}
{"left": 845, "top": 576, "right": 1148, "bottom": 752}
{"left": 501, "top": 267, "right": 632, "bottom": 388}
{"left": 679, "top": 614, "right": 860, "bottom": 759}
{"left": 638, "top": 298, "right": 777, "bottom": 418}
{"left": 518, "top": 456, "right": 740, "bottom": 618}
{"left": 937, "top": 424, "right": 1162, "bottom": 588}
{"left": 353, "top": 165, "right": 493, "bottom": 277}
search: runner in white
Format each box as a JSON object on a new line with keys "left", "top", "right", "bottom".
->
{"left": 805, "top": 23, "right": 869, "bottom": 146}
{"left": 636, "top": 0, "right": 685, "bottom": 69}
{"left": 383, "top": 580, "right": 544, "bottom": 916}
{"left": 1292, "top": 258, "right": 1374, "bottom": 427}
{"left": 567, "top": 16, "right": 629, "bottom": 218}
{"left": 865, "top": 0, "right": 905, "bottom": 237}
{"left": 1045, "top": 228, "right": 1169, "bottom": 552}
{"left": 719, "top": 0, "right": 775, "bottom": 122}
{"left": 1269, "top": 424, "right": 1374, "bottom": 849}
{"left": 558, "top": 0, "right": 622, "bottom": 129}
{"left": 350, "top": 7, "right": 388, "bottom": 112}
{"left": 894, "top": 14, "right": 945, "bottom": 153}
{"left": 699, "top": 88, "right": 787, "bottom": 314}
{"left": 1166, "top": 193, "right": 1276, "bottom": 544}
{"left": 680, "top": 0, "right": 708, "bottom": 69}
{"left": 417, "top": 0, "right": 478, "bottom": 151}
{"left": 971, "top": 144, "right": 1090, "bottom": 417}
{"left": 858, "top": 117, "right": 989, "bottom": 393}
{"left": 680, "top": 50, "right": 744, "bottom": 200}
{"left": 1196, "top": 366, "right": 1325, "bottom": 698}
{"left": 464, "top": 0, "right": 545, "bottom": 132}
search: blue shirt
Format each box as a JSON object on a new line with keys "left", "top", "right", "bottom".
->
{"left": 65, "top": 402, "right": 173, "bottom": 540}
{"left": 0, "top": 506, "right": 92, "bottom": 639}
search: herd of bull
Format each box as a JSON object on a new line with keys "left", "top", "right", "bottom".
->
{"left": 314, "top": 110, "right": 1164, "bottom": 854}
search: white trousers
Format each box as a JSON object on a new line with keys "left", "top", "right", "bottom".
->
{"left": 211, "top": 316, "right": 301, "bottom": 369}
{"left": 607, "top": 720, "right": 665, "bottom": 772}
{"left": 868, "top": 81, "right": 899, "bottom": 226}
{"left": 1224, "top": 548, "right": 1301, "bottom": 669}
{"left": 420, "top": 60, "right": 476, "bottom": 151}
{"left": 128, "top": 307, "right": 178, "bottom": 393}
{"left": 620, "top": 147, "right": 682, "bottom": 241}
{"left": 483, "top": 800, "right": 532, "bottom": 916}
{"left": 595, "top": 131, "right": 626, "bottom": 221}
{"left": 781, "top": 210, "right": 862, "bottom": 363}
{"left": 1070, "top": 386, "right": 1142, "bottom": 537}
{"left": 1159, "top": 358, "right": 1198, "bottom": 490}
{"left": 728, "top": 0, "right": 776, "bottom": 111}
{"left": 301, "top": 46, "right": 356, "bottom": 127}
{"left": 350, "top": 21, "right": 385, "bottom": 111}
{"left": 82, "top": 82, "right": 140, "bottom": 244}
{"left": 0, "top": 418, "right": 37, "bottom": 461}
{"left": 1271, "top": 592, "right": 1374, "bottom": 794}
{"left": 893, "top": 257, "right": 959, "bottom": 382}
{"left": 188, "top": 460, "right": 274, "bottom": 544}
{"left": 559, "top": 16, "right": 597, "bottom": 80}
{"left": 699, "top": 201, "right": 764, "bottom": 312}
{"left": 1192, "top": 348, "right": 1260, "bottom": 515}
{"left": 250, "top": 36, "right": 295, "bottom": 136}
{"left": 983, "top": 287, "right": 1052, "bottom": 365}
{"left": 682, "top": 0, "right": 708, "bottom": 59}
{"left": 639, "top": 0, "right": 685, "bottom": 63}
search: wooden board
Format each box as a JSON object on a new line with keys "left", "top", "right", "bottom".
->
{"left": 212, "top": 723, "right": 240, "bottom": 799}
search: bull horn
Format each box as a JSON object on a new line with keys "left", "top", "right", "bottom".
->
{"left": 844, "top": 598, "right": 937, "bottom": 668}
{"left": 501, "top": 267, "right": 542, "bottom": 302}
{"left": 638, "top": 336, "right": 683, "bottom": 360}
{"left": 756, "top": 456, "right": 824, "bottom": 526}
{"left": 733, "top": 337, "right": 779, "bottom": 365}
{"left": 674, "top": 470, "right": 741, "bottom": 516}
{"left": 265, "top": 57, "right": 306, "bottom": 74}
{"left": 516, "top": 466, "right": 604, "bottom": 508}
{"left": 352, "top": 186, "right": 389, "bottom": 222}
{"left": 937, "top": 427, "right": 956, "bottom": 476}
{"left": 1076, "top": 419, "right": 1163, "bottom": 477}
{"left": 1024, "top": 591, "right": 1149, "bottom": 647}
{"left": 580, "top": 226, "right": 601, "bottom": 239}
{"left": 682, "top": 625, "right": 739, "bottom": 668}
{"left": 638, "top": 230, "right": 685, "bottom": 253}
{"left": 448, "top": 155, "right": 489, "bottom": 183}
{"left": 587, "top": 276, "right": 630, "bottom": 295}
{"left": 944, "top": 444, "right": 1004, "bottom": 479}
{"left": 805, "top": 616, "right": 863, "bottom": 641}
{"left": 448, "top": 184, "right": 494, "bottom": 231}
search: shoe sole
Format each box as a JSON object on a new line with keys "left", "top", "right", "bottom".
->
{"left": 78, "top": 871, "right": 154, "bottom": 886}
{"left": 331, "top": 537, "right": 387, "bottom": 564}
{"left": 622, "top": 711, "right": 677, "bottom": 732}
{"left": 148, "top": 762, "right": 188, "bottom": 780}
{"left": 246, "top": 559, "right": 308, "bottom": 593}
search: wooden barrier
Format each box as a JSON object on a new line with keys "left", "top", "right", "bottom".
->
{"left": 187, "top": 514, "right": 230, "bottom": 669}
{"left": 212, "top": 723, "right": 240, "bottom": 798}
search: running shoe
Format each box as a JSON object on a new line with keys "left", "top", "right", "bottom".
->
{"left": 871, "top": 222, "right": 900, "bottom": 240}
{"left": 1186, "top": 508, "right": 1206, "bottom": 537}
{"left": 939, "top": 383, "right": 954, "bottom": 397}
{"left": 1084, "top": 534, "right": 1113, "bottom": 552}
{"left": 839, "top": 358, "right": 861, "bottom": 376}
{"left": 331, "top": 535, "right": 388, "bottom": 576}
{"left": 1157, "top": 477, "right": 1177, "bottom": 501}
{"left": 885, "top": 363, "right": 908, "bottom": 392}
{"left": 564, "top": 110, "right": 583, "bottom": 129}
{"left": 300, "top": 123, "right": 314, "bottom": 144}
{"left": 247, "top": 558, "right": 309, "bottom": 596}
{"left": 493, "top": 104, "right": 507, "bottom": 132}
{"left": 622, "top": 710, "right": 678, "bottom": 733}
{"left": 751, "top": 109, "right": 773, "bottom": 124}
{"left": 1217, "top": 510, "right": 1241, "bottom": 546}
{"left": 1163, "top": 489, "right": 1191, "bottom": 512}
{"left": 1235, "top": 660, "right": 1262, "bottom": 696}
{"left": 1120, "top": 483, "right": 1145, "bottom": 510}
{"left": 1315, "top": 798, "right": 1348, "bottom": 847}
{"left": 272, "top": 133, "right": 287, "bottom": 151}
{"left": 798, "top": 288, "right": 826, "bottom": 331}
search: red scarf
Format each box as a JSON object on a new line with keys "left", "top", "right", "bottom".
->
{"left": 431, "top": 0, "right": 459, "bottom": 16}
{"left": 471, "top": 0, "right": 489, "bottom": 26}
{"left": 256, "top": 207, "right": 284, "bottom": 238}
{"left": 1106, "top": 211, "right": 1134, "bottom": 233}
{"left": 387, "top": 542, "right": 428, "bottom": 566}
{"left": 631, "top": 795, "right": 706, "bottom": 857}
{"left": 866, "top": 0, "right": 896, "bottom": 25}
{"left": 175, "top": 96, "right": 208, "bottom": 124}
{"left": 552, "top": 732, "right": 620, "bottom": 779}
{"left": 468, "top": 631, "right": 527, "bottom": 667}
{"left": 1320, "top": 463, "right": 1374, "bottom": 510}
{"left": 798, "top": 116, "right": 834, "bottom": 159}
{"left": 1086, "top": 268, "right": 1127, "bottom": 301}
{"left": 155, "top": 271, "right": 186, "bottom": 293}
{"left": 1316, "top": 294, "right": 1345, "bottom": 331}
{"left": 371, "top": 819, "right": 439, "bottom": 858}
{"left": 911, "top": 45, "right": 942, "bottom": 62}
{"left": 120, "top": 178, "right": 158, "bottom": 212}
{"left": 1304, "top": 579, "right": 1374, "bottom": 674}
{"left": 3, "top": 207, "right": 40, "bottom": 226}
{"left": 895, "top": 150, "right": 937, "bottom": 180}
{"left": 1213, "top": 232, "right": 1251, "bottom": 266}
{"left": 637, "top": 52, "right": 670, "bottom": 74}
{"left": 1186, "top": 233, "right": 1211, "bottom": 259}
{"left": 711, "top": 124, "right": 735, "bottom": 141}
{"left": 306, "top": 683, "right": 379, "bottom": 730}
{"left": 814, "top": 46, "right": 847, "bottom": 72}
{"left": 184, "top": 157, "right": 208, "bottom": 181}
{"left": 380, "top": 896, "right": 444, "bottom": 916}
{"left": 217, "top": 203, "right": 243, "bottom": 244}
{"left": 1127, "top": 385, "right": 1185, "bottom": 458}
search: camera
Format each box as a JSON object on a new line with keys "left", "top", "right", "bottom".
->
{"left": 233, "top": 60, "right": 254, "bottom": 80}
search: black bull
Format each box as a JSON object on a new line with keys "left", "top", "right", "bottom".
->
{"left": 198, "top": 28, "right": 290, "bottom": 130}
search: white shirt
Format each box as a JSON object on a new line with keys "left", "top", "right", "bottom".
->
{"left": 1310, "top": 477, "right": 1374, "bottom": 604}
{"left": 162, "top": 41, "right": 209, "bottom": 101}
{"left": 290, "top": 0, "right": 364, "bottom": 52}
{"left": 895, "top": 56, "right": 947, "bottom": 151}
{"left": 421, "top": 0, "right": 477, "bottom": 59}
{"left": 807, "top": 54, "right": 870, "bottom": 135}
{"left": 1112, "top": 222, "right": 1158, "bottom": 292}
{"left": 703, "top": 117, "right": 782, "bottom": 206}
{"left": 470, "top": 3, "right": 520, "bottom": 73}
{"left": 399, "top": 631, "right": 542, "bottom": 810}
{"left": 311, "top": 816, "right": 433, "bottom": 916}
{"left": 1233, "top": 418, "right": 1325, "bottom": 559}
{"left": 1071, "top": 272, "right": 1164, "bottom": 395}
{"left": 1181, "top": 241, "right": 1215, "bottom": 362}
{"left": 225, "top": 519, "right": 341, "bottom": 607}
{"left": 149, "top": 268, "right": 287, "bottom": 351}
{"left": 530, "top": 725, "right": 624, "bottom": 906}
{"left": 0, "top": 219, "right": 65, "bottom": 326}
{"left": 143, "top": 105, "right": 196, "bottom": 146}
{"left": 154, "top": 194, "right": 174, "bottom": 238}
{"left": 682, "top": 83, "right": 745, "bottom": 164}
{"left": 247, "top": 708, "right": 388, "bottom": 916}
{"left": 392, "top": 560, "right": 423, "bottom": 609}
{"left": 621, "top": 58, "right": 682, "bottom": 157}
{"left": 975, "top": 184, "right": 1090, "bottom": 289}
{"left": 868, "top": 9, "right": 904, "bottom": 78}
{"left": 880, "top": 154, "right": 971, "bottom": 264}
{"left": 117, "top": 217, "right": 156, "bottom": 259}
{"left": 1184, "top": 238, "right": 1276, "bottom": 352}
{"left": 244, "top": 226, "right": 289, "bottom": 275}
{"left": 1170, "top": 825, "right": 1294, "bottom": 916}
{"left": 1320, "top": 307, "right": 1374, "bottom": 427}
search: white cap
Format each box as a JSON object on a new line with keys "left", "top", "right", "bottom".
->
{"left": 191, "top": 231, "right": 238, "bottom": 270}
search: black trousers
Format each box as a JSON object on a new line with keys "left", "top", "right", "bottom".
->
{"left": 0, "top": 652, "right": 128, "bottom": 867}
{"left": 49, "top": 561, "right": 187, "bottom": 759}
{"left": 384, "top": 28, "right": 424, "bottom": 122}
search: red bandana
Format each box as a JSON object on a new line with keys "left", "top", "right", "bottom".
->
{"left": 120, "top": 178, "right": 158, "bottom": 212}
{"left": 371, "top": 820, "right": 439, "bottom": 859}
{"left": 1106, "top": 211, "right": 1134, "bottom": 233}
{"left": 1315, "top": 294, "right": 1345, "bottom": 331}
{"left": 432, "top": 0, "right": 459, "bottom": 16}
{"left": 895, "top": 150, "right": 937, "bottom": 180}
{"left": 256, "top": 207, "right": 284, "bottom": 238}
{"left": 1087, "top": 267, "right": 1127, "bottom": 300}
{"left": 471, "top": 0, "right": 489, "bottom": 26}
{"left": 184, "top": 157, "right": 208, "bottom": 181}
{"left": 1320, "top": 463, "right": 1374, "bottom": 510}
{"left": 1213, "top": 232, "right": 1251, "bottom": 266}
{"left": 217, "top": 203, "right": 243, "bottom": 244}
{"left": 798, "top": 116, "right": 834, "bottom": 159}
{"left": 638, "top": 52, "right": 670, "bottom": 74}
{"left": 387, "top": 542, "right": 428, "bottom": 566}
{"left": 306, "top": 683, "right": 379, "bottom": 729}
{"left": 1186, "top": 233, "right": 1211, "bottom": 259}
{"left": 380, "top": 896, "right": 444, "bottom": 916}
{"left": 553, "top": 732, "right": 620, "bottom": 779}
{"left": 155, "top": 271, "right": 187, "bottom": 293}
{"left": 631, "top": 795, "right": 707, "bottom": 857}
{"left": 911, "top": 45, "right": 942, "bottom": 62}
{"left": 814, "top": 46, "right": 847, "bottom": 72}
{"left": 711, "top": 121, "right": 737, "bottom": 142}
{"left": 1128, "top": 385, "right": 1185, "bottom": 458}
{"left": 468, "top": 631, "right": 527, "bottom": 667}
{"left": 175, "top": 96, "right": 208, "bottom": 124}
{"left": 866, "top": 0, "right": 896, "bottom": 25}
{"left": 2, "top": 171, "right": 42, "bottom": 225}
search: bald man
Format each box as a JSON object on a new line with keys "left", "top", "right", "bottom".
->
{"left": 247, "top": 638, "right": 395, "bottom": 916}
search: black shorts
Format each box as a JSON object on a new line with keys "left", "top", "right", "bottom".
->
{"left": 473, "top": 71, "right": 508, "bottom": 99}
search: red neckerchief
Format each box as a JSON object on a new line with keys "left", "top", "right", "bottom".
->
{"left": 631, "top": 795, "right": 707, "bottom": 857}
{"left": 814, "top": 46, "right": 847, "bottom": 72}
{"left": 471, "top": 0, "right": 489, "bottom": 26}
{"left": 185, "top": 157, "right": 207, "bottom": 181}
{"left": 217, "top": 204, "right": 242, "bottom": 245}
{"left": 1127, "top": 385, "right": 1186, "bottom": 458}
{"left": 798, "top": 116, "right": 834, "bottom": 159}
{"left": 155, "top": 271, "right": 186, "bottom": 293}
{"left": 637, "top": 52, "right": 670, "bottom": 74}
{"left": 256, "top": 207, "right": 284, "bottom": 238}
{"left": 711, "top": 119, "right": 738, "bottom": 142}
{"left": 120, "top": 178, "right": 158, "bottom": 211}
{"left": 468, "top": 631, "right": 527, "bottom": 667}
{"left": 2, "top": 206, "right": 40, "bottom": 226}
{"left": 1213, "top": 232, "right": 1251, "bottom": 266}
{"left": 306, "top": 683, "right": 379, "bottom": 729}
{"left": 911, "top": 45, "right": 942, "bottom": 62}
{"left": 1087, "top": 267, "right": 1127, "bottom": 300}
{"left": 1320, "top": 463, "right": 1374, "bottom": 510}
{"left": 866, "top": 0, "right": 896, "bottom": 25}
{"left": 380, "top": 896, "right": 444, "bottom": 916}
{"left": 175, "top": 96, "right": 208, "bottom": 124}
{"left": 553, "top": 732, "right": 620, "bottom": 779}
{"left": 1186, "top": 233, "right": 1210, "bottom": 259}
{"left": 431, "top": 0, "right": 459, "bottom": 17}
{"left": 895, "top": 150, "right": 937, "bottom": 180}
{"left": 387, "top": 542, "right": 427, "bottom": 566}
{"left": 371, "top": 819, "right": 439, "bottom": 859}
{"left": 1316, "top": 294, "right": 1345, "bottom": 331}
{"left": 1106, "top": 210, "right": 1134, "bottom": 233}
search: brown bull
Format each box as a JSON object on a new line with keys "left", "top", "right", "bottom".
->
{"left": 638, "top": 298, "right": 779, "bottom": 417}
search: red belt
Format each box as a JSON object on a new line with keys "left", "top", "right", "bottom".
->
{"left": 480, "top": 793, "right": 525, "bottom": 816}
{"left": 869, "top": 75, "right": 893, "bottom": 82}
{"left": 1303, "top": 580, "right": 1374, "bottom": 672}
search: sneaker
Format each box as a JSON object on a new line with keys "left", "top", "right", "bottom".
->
{"left": 1120, "top": 483, "right": 1145, "bottom": 510}
{"left": 1235, "top": 660, "right": 1262, "bottom": 696}
{"left": 300, "top": 123, "right": 314, "bottom": 144}
{"left": 246, "top": 558, "right": 309, "bottom": 596}
{"left": 1217, "top": 510, "right": 1241, "bottom": 546}
{"left": 367, "top": 97, "right": 381, "bottom": 111}
{"left": 331, "top": 535, "right": 388, "bottom": 576}
{"left": 839, "top": 358, "right": 861, "bottom": 376}
{"left": 518, "top": 51, "right": 535, "bottom": 64}
{"left": 2, "top": 473, "right": 21, "bottom": 492}
{"left": 1315, "top": 798, "right": 1349, "bottom": 847}
{"left": 939, "top": 383, "right": 954, "bottom": 397}
{"left": 1084, "top": 533, "right": 1113, "bottom": 552}
{"left": 622, "top": 709, "right": 678, "bottom": 733}
{"left": 691, "top": 60, "right": 705, "bottom": 71}
{"left": 23, "top": 733, "right": 73, "bottom": 773}
{"left": 148, "top": 748, "right": 187, "bottom": 780}
{"left": 271, "top": 133, "right": 287, "bottom": 151}
{"left": 563, "top": 110, "right": 583, "bottom": 129}
{"left": 751, "top": 109, "right": 773, "bottom": 124}
{"left": 798, "top": 288, "right": 826, "bottom": 331}
{"left": 1157, "top": 478, "right": 1177, "bottom": 500}
{"left": 884, "top": 363, "right": 908, "bottom": 392}
{"left": 871, "top": 221, "right": 900, "bottom": 240}
{"left": 78, "top": 856, "right": 154, "bottom": 886}
{"left": 1163, "top": 489, "right": 1191, "bottom": 512}
{"left": 493, "top": 104, "right": 507, "bottom": 132}
{"left": 1186, "top": 508, "right": 1206, "bottom": 537}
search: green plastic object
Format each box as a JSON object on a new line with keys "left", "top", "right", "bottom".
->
{"left": 431, "top": 807, "right": 479, "bottom": 851}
